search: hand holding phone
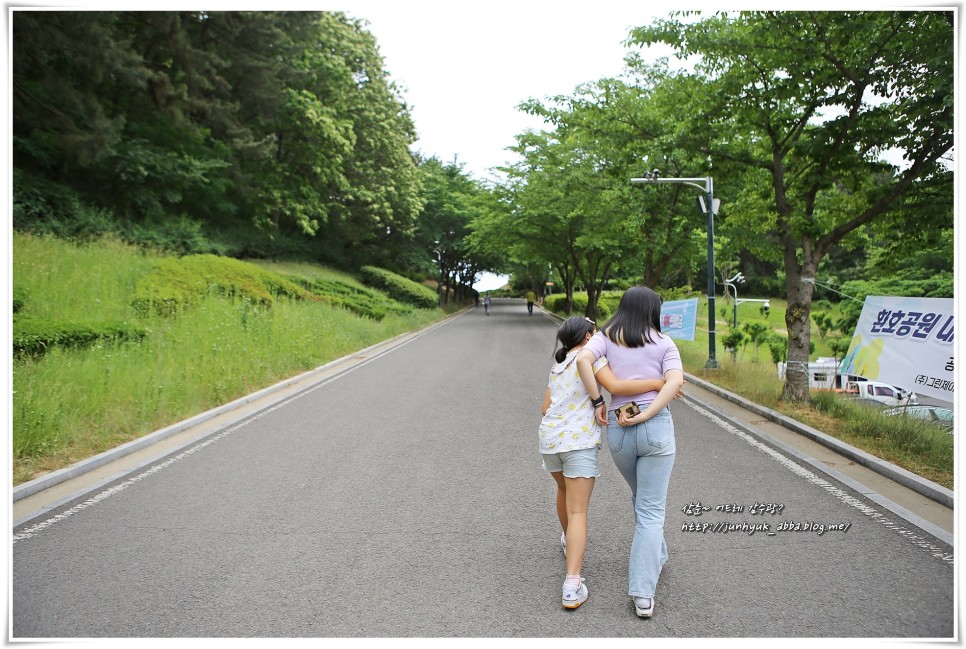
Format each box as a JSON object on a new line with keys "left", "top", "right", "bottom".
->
{"left": 616, "top": 401, "right": 641, "bottom": 418}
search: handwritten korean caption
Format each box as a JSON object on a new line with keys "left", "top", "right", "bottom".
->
{"left": 680, "top": 501, "right": 852, "bottom": 537}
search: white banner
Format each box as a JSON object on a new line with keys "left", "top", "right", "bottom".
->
{"left": 841, "top": 296, "right": 954, "bottom": 403}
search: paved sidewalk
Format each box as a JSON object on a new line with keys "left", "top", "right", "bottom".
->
{"left": 680, "top": 378, "right": 953, "bottom": 540}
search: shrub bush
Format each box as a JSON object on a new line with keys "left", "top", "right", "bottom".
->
{"left": 358, "top": 266, "right": 438, "bottom": 309}
{"left": 768, "top": 335, "right": 787, "bottom": 364}
{"left": 123, "top": 215, "right": 218, "bottom": 256}
{"left": 288, "top": 276, "right": 414, "bottom": 320}
{"left": 132, "top": 254, "right": 314, "bottom": 316}
{"left": 596, "top": 291, "right": 624, "bottom": 322}
{"left": 13, "top": 316, "right": 147, "bottom": 358}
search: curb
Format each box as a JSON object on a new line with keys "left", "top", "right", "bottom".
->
{"left": 13, "top": 306, "right": 472, "bottom": 503}
{"left": 538, "top": 306, "right": 953, "bottom": 509}
{"left": 681, "top": 392, "right": 954, "bottom": 546}
{"left": 684, "top": 373, "right": 954, "bottom": 509}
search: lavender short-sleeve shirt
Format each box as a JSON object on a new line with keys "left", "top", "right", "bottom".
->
{"left": 583, "top": 330, "right": 683, "bottom": 410}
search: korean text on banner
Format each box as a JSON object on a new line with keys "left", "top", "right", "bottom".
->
{"left": 841, "top": 296, "right": 954, "bottom": 402}
{"left": 660, "top": 298, "right": 699, "bottom": 341}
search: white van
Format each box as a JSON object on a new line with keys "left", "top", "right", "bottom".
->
{"left": 845, "top": 380, "right": 919, "bottom": 407}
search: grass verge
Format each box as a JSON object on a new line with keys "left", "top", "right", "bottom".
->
{"left": 12, "top": 233, "right": 448, "bottom": 485}
{"left": 678, "top": 343, "right": 953, "bottom": 490}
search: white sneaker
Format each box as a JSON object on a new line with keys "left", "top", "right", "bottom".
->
{"left": 634, "top": 596, "right": 654, "bottom": 618}
{"left": 560, "top": 531, "right": 567, "bottom": 556}
{"left": 562, "top": 578, "right": 588, "bottom": 609}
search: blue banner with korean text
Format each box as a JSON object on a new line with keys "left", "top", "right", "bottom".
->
{"left": 841, "top": 296, "right": 954, "bottom": 402}
{"left": 660, "top": 298, "right": 699, "bottom": 341}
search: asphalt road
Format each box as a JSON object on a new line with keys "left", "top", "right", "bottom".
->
{"left": 11, "top": 298, "right": 954, "bottom": 638}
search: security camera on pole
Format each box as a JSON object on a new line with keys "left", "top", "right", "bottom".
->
{"left": 631, "top": 166, "right": 721, "bottom": 369}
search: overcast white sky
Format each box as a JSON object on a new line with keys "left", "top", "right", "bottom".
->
{"left": 324, "top": 1, "right": 679, "bottom": 289}
{"left": 329, "top": 0, "right": 677, "bottom": 183}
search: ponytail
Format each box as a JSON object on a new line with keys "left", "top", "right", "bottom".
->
{"left": 553, "top": 316, "right": 596, "bottom": 363}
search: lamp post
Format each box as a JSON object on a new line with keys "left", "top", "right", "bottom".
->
{"left": 723, "top": 272, "right": 744, "bottom": 328}
{"left": 631, "top": 170, "right": 721, "bottom": 368}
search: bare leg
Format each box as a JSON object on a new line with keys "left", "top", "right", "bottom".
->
{"left": 563, "top": 476, "right": 595, "bottom": 576}
{"left": 550, "top": 471, "right": 568, "bottom": 534}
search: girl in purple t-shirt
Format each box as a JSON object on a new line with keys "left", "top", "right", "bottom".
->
{"left": 576, "top": 286, "right": 685, "bottom": 619}
{"left": 540, "top": 316, "right": 665, "bottom": 609}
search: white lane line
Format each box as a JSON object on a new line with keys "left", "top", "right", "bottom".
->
{"left": 13, "top": 313, "right": 461, "bottom": 544}
{"left": 683, "top": 398, "right": 954, "bottom": 565}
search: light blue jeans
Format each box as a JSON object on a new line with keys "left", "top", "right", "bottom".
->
{"left": 606, "top": 406, "right": 675, "bottom": 598}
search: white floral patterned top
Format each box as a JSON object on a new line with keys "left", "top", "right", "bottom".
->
{"left": 538, "top": 350, "right": 608, "bottom": 454}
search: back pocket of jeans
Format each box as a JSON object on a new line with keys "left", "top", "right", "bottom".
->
{"left": 644, "top": 414, "right": 673, "bottom": 449}
{"left": 606, "top": 425, "right": 625, "bottom": 452}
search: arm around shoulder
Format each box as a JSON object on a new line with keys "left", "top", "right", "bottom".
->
{"left": 575, "top": 349, "right": 602, "bottom": 401}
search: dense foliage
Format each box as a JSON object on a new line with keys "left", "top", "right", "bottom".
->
{"left": 12, "top": 11, "right": 424, "bottom": 271}
{"left": 478, "top": 10, "right": 953, "bottom": 403}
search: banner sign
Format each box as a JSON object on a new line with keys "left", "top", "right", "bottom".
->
{"left": 660, "top": 298, "right": 699, "bottom": 341}
{"left": 841, "top": 296, "right": 954, "bottom": 402}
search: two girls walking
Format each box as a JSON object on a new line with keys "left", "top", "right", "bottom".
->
{"left": 537, "top": 287, "right": 684, "bottom": 617}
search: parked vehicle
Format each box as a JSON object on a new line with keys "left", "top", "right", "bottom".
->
{"left": 845, "top": 380, "right": 919, "bottom": 407}
{"left": 776, "top": 359, "right": 919, "bottom": 406}
{"left": 883, "top": 405, "right": 954, "bottom": 432}
{"left": 777, "top": 358, "right": 867, "bottom": 392}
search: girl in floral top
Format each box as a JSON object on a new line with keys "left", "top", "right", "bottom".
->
{"left": 539, "top": 316, "right": 665, "bottom": 609}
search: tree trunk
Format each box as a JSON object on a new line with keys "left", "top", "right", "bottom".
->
{"left": 780, "top": 245, "right": 818, "bottom": 403}
{"left": 585, "top": 282, "right": 598, "bottom": 321}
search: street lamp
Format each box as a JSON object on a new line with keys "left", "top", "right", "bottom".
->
{"left": 631, "top": 170, "right": 721, "bottom": 368}
{"left": 723, "top": 272, "right": 745, "bottom": 329}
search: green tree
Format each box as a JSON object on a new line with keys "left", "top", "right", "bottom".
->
{"left": 414, "top": 158, "right": 485, "bottom": 303}
{"left": 631, "top": 11, "right": 953, "bottom": 403}
{"left": 741, "top": 321, "right": 773, "bottom": 358}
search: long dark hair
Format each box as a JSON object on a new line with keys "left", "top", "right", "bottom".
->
{"left": 554, "top": 316, "right": 596, "bottom": 363}
{"left": 600, "top": 286, "right": 662, "bottom": 348}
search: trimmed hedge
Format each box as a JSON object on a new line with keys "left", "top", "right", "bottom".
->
{"left": 287, "top": 276, "right": 414, "bottom": 321}
{"left": 544, "top": 291, "right": 622, "bottom": 321}
{"left": 132, "top": 254, "right": 314, "bottom": 316}
{"left": 358, "top": 266, "right": 438, "bottom": 309}
{"left": 13, "top": 316, "right": 147, "bottom": 357}
{"left": 544, "top": 288, "right": 695, "bottom": 323}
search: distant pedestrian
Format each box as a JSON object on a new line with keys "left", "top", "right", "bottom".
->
{"left": 483, "top": 293, "right": 491, "bottom": 315}
{"left": 576, "top": 286, "right": 684, "bottom": 618}
{"left": 526, "top": 290, "right": 536, "bottom": 316}
{"left": 539, "top": 316, "right": 666, "bottom": 610}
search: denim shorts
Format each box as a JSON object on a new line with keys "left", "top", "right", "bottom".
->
{"left": 542, "top": 446, "right": 601, "bottom": 478}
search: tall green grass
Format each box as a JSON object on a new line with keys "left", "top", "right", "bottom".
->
{"left": 679, "top": 338, "right": 953, "bottom": 489}
{"left": 12, "top": 233, "right": 444, "bottom": 484}
{"left": 13, "top": 232, "right": 158, "bottom": 322}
